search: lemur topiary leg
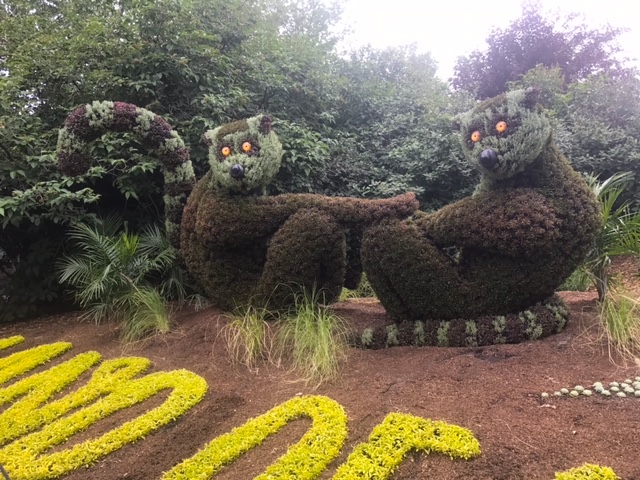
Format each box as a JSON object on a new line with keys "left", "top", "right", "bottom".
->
{"left": 362, "top": 220, "right": 470, "bottom": 322}
{"left": 258, "top": 209, "right": 347, "bottom": 309}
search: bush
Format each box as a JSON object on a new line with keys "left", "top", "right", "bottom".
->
{"left": 580, "top": 172, "right": 640, "bottom": 300}
{"left": 57, "top": 217, "right": 187, "bottom": 341}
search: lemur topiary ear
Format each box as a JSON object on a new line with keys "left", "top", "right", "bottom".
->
{"left": 259, "top": 115, "right": 273, "bottom": 135}
{"left": 523, "top": 87, "right": 541, "bottom": 109}
{"left": 451, "top": 117, "right": 462, "bottom": 132}
{"left": 201, "top": 133, "right": 213, "bottom": 147}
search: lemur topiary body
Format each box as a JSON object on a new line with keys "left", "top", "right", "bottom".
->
{"left": 181, "top": 115, "right": 418, "bottom": 310}
{"left": 361, "top": 89, "right": 601, "bottom": 345}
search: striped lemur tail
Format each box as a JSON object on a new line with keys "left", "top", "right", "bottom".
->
{"left": 57, "top": 101, "right": 195, "bottom": 248}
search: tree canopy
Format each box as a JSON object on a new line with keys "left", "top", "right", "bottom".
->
{"left": 452, "top": 3, "right": 630, "bottom": 99}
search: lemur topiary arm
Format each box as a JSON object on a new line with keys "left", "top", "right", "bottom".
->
{"left": 193, "top": 192, "right": 419, "bottom": 248}
{"left": 417, "top": 189, "right": 561, "bottom": 257}
{"left": 57, "top": 101, "right": 195, "bottom": 248}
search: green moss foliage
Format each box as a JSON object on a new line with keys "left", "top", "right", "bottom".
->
{"left": 362, "top": 89, "right": 600, "bottom": 341}
{"left": 182, "top": 116, "right": 418, "bottom": 310}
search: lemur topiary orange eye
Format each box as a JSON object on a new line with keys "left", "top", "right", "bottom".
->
{"left": 471, "top": 131, "right": 481, "bottom": 143}
{"left": 221, "top": 146, "right": 231, "bottom": 157}
{"left": 496, "top": 121, "right": 507, "bottom": 133}
{"left": 241, "top": 141, "right": 252, "bottom": 152}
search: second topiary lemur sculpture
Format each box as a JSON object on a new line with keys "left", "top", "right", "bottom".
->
{"left": 360, "top": 89, "right": 601, "bottom": 346}
{"left": 58, "top": 104, "right": 418, "bottom": 310}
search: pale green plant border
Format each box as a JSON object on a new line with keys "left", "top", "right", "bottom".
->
{"left": 0, "top": 341, "right": 208, "bottom": 480}
{"left": 0, "top": 335, "right": 24, "bottom": 350}
{"left": 554, "top": 463, "right": 620, "bottom": 480}
{"left": 162, "top": 395, "right": 348, "bottom": 480}
{"left": 333, "top": 413, "right": 481, "bottom": 478}
{"left": 0, "top": 341, "right": 72, "bottom": 386}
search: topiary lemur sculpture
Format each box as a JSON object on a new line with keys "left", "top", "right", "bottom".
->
{"left": 181, "top": 115, "right": 418, "bottom": 310}
{"left": 359, "top": 89, "right": 601, "bottom": 347}
{"left": 57, "top": 102, "right": 418, "bottom": 310}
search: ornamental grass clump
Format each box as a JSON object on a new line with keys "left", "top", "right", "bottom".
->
{"left": 276, "top": 288, "right": 349, "bottom": 387}
{"left": 222, "top": 304, "right": 274, "bottom": 369}
{"left": 597, "top": 288, "right": 640, "bottom": 363}
{"left": 339, "top": 273, "right": 377, "bottom": 301}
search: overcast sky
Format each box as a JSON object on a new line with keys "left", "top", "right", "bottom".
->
{"left": 336, "top": 0, "right": 640, "bottom": 81}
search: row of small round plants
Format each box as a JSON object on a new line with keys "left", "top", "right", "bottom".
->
{"left": 541, "top": 376, "right": 640, "bottom": 399}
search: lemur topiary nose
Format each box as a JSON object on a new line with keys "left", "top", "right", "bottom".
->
{"left": 230, "top": 164, "right": 245, "bottom": 179}
{"left": 479, "top": 149, "right": 498, "bottom": 169}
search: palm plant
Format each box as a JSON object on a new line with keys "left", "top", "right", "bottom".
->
{"left": 581, "top": 172, "right": 640, "bottom": 301}
{"left": 58, "top": 216, "right": 185, "bottom": 340}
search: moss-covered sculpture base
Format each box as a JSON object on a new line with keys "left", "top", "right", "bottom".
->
{"left": 350, "top": 295, "right": 569, "bottom": 348}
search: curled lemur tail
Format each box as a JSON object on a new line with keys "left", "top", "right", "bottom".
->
{"left": 57, "top": 101, "right": 195, "bottom": 248}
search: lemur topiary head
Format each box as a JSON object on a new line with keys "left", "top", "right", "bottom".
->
{"left": 454, "top": 88, "right": 552, "bottom": 180}
{"left": 202, "top": 115, "right": 283, "bottom": 194}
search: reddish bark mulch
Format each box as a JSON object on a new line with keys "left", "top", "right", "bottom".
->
{"left": 1, "top": 288, "right": 640, "bottom": 479}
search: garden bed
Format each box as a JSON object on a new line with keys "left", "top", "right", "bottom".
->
{"left": 1, "top": 285, "right": 639, "bottom": 479}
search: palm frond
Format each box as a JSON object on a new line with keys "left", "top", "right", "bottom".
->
{"left": 59, "top": 216, "right": 195, "bottom": 340}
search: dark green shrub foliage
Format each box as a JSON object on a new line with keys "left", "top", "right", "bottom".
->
{"left": 181, "top": 116, "right": 418, "bottom": 310}
{"left": 362, "top": 89, "right": 601, "bottom": 344}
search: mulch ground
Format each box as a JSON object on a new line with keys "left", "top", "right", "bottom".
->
{"left": 1, "top": 260, "right": 640, "bottom": 479}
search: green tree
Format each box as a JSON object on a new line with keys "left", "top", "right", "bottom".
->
{"left": 557, "top": 74, "right": 640, "bottom": 203}
{"left": 509, "top": 66, "right": 640, "bottom": 207}
{"left": 0, "top": 0, "right": 348, "bottom": 318}
{"left": 453, "top": 2, "right": 629, "bottom": 99}
{"left": 324, "top": 45, "right": 476, "bottom": 209}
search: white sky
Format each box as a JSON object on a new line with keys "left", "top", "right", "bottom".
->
{"left": 336, "top": 0, "right": 640, "bottom": 81}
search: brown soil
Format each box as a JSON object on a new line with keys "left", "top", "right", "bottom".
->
{"left": 2, "top": 259, "right": 640, "bottom": 480}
